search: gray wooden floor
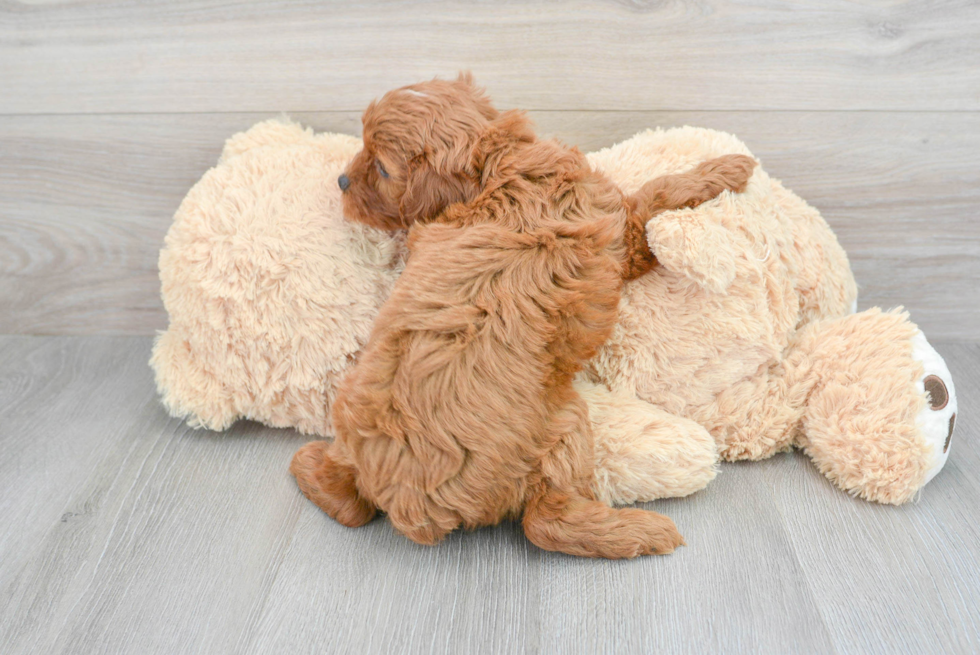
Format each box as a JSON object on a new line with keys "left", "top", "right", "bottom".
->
{"left": 2, "top": 1, "right": 979, "bottom": 653}
{"left": 0, "top": 336, "right": 977, "bottom": 654}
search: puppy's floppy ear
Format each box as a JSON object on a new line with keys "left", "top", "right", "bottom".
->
{"left": 399, "top": 152, "right": 478, "bottom": 224}
{"left": 472, "top": 110, "right": 535, "bottom": 169}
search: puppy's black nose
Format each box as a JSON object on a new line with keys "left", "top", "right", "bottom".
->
{"left": 338, "top": 174, "right": 350, "bottom": 192}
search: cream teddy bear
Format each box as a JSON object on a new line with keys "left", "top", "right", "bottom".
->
{"left": 152, "top": 119, "right": 956, "bottom": 506}
{"left": 588, "top": 128, "right": 957, "bottom": 503}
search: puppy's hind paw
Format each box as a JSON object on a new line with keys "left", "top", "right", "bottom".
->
{"left": 290, "top": 441, "right": 377, "bottom": 527}
{"left": 616, "top": 507, "right": 686, "bottom": 557}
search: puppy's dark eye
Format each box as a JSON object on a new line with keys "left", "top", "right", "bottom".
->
{"left": 376, "top": 161, "right": 389, "bottom": 179}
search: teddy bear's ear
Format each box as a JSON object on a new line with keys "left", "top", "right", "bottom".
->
{"left": 647, "top": 209, "right": 741, "bottom": 294}
{"left": 219, "top": 118, "right": 312, "bottom": 163}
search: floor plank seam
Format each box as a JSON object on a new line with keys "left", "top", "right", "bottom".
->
{"left": 232, "top": 491, "right": 306, "bottom": 654}
{"left": 761, "top": 477, "right": 843, "bottom": 655}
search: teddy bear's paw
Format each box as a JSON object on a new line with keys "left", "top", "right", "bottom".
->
{"left": 911, "top": 331, "right": 958, "bottom": 485}
{"left": 578, "top": 380, "right": 719, "bottom": 505}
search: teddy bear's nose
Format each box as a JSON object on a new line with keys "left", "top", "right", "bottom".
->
{"left": 338, "top": 174, "right": 350, "bottom": 192}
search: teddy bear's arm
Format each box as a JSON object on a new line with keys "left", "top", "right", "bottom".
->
{"left": 621, "top": 154, "right": 757, "bottom": 281}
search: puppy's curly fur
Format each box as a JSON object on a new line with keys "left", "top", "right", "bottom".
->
{"left": 292, "top": 74, "right": 755, "bottom": 558}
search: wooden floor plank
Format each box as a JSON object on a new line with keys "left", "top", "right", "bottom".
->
{"left": 241, "top": 462, "right": 837, "bottom": 655}
{"left": 6, "top": 337, "right": 978, "bottom": 654}
{"left": 532, "top": 468, "right": 837, "bottom": 655}
{"left": 0, "top": 337, "right": 158, "bottom": 592}
{"left": 2, "top": 1, "right": 980, "bottom": 113}
{"left": 762, "top": 451, "right": 980, "bottom": 655}
{"left": 240, "top": 511, "right": 537, "bottom": 655}
{"left": 757, "top": 342, "right": 980, "bottom": 655}
{"left": 0, "top": 337, "right": 313, "bottom": 655}
{"left": 40, "top": 421, "right": 307, "bottom": 655}
{"left": 2, "top": 111, "right": 978, "bottom": 338}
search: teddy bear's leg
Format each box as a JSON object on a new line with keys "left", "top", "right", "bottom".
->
{"left": 701, "top": 362, "right": 810, "bottom": 462}
{"left": 290, "top": 440, "right": 377, "bottom": 527}
{"left": 575, "top": 379, "right": 718, "bottom": 505}
{"left": 622, "top": 154, "right": 758, "bottom": 280}
{"left": 792, "top": 308, "right": 958, "bottom": 504}
{"left": 150, "top": 329, "right": 241, "bottom": 431}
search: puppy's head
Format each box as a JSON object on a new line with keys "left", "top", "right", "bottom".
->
{"left": 339, "top": 73, "right": 529, "bottom": 230}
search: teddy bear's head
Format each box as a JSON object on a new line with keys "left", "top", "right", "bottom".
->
{"left": 152, "top": 119, "right": 405, "bottom": 435}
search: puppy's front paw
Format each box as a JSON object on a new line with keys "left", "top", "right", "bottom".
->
{"left": 701, "top": 154, "right": 758, "bottom": 194}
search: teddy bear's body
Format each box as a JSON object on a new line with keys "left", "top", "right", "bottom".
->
{"left": 587, "top": 128, "right": 957, "bottom": 503}
{"left": 588, "top": 127, "right": 857, "bottom": 455}
{"left": 152, "top": 119, "right": 957, "bottom": 507}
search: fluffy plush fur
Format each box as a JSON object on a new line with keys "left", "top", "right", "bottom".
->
{"left": 153, "top": 124, "right": 399, "bottom": 437}
{"left": 153, "top": 111, "right": 956, "bottom": 527}
{"left": 290, "top": 76, "right": 754, "bottom": 558}
{"left": 586, "top": 128, "right": 957, "bottom": 504}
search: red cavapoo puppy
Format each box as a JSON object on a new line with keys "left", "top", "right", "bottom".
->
{"left": 291, "top": 74, "right": 755, "bottom": 558}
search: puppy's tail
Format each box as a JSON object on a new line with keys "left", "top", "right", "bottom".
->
{"left": 522, "top": 482, "right": 684, "bottom": 559}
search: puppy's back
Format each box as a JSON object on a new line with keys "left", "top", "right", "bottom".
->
{"left": 334, "top": 220, "right": 614, "bottom": 528}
